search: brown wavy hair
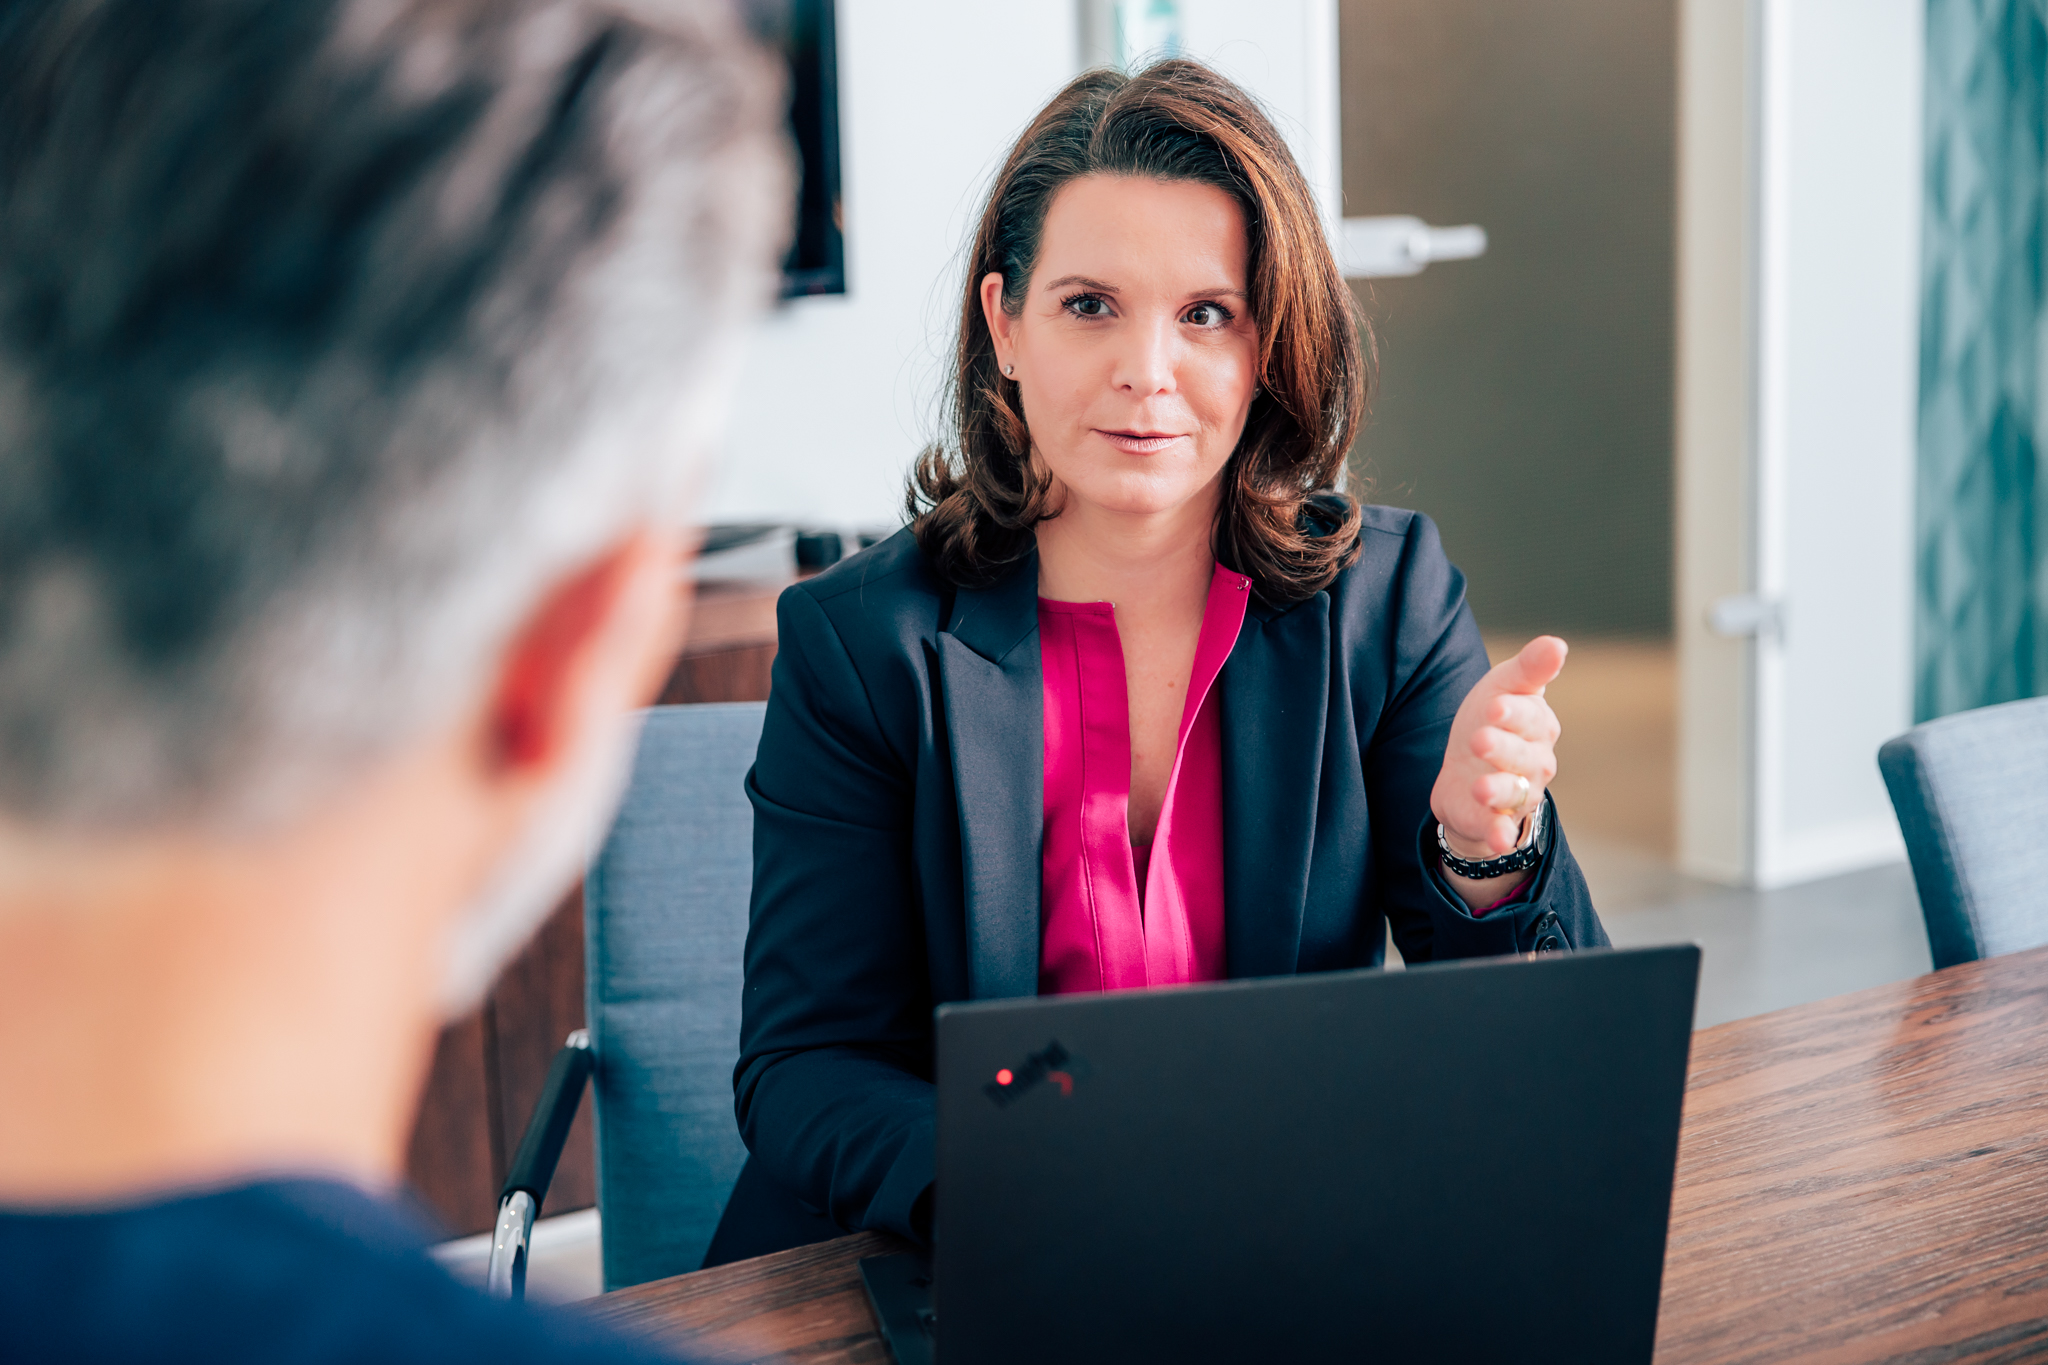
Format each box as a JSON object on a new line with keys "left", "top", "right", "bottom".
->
{"left": 906, "top": 59, "right": 1370, "bottom": 604}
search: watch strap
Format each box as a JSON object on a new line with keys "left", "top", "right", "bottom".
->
{"left": 1437, "top": 798, "right": 1547, "bottom": 880}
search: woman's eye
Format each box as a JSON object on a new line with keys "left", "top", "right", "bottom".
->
{"left": 1064, "top": 293, "right": 1110, "bottom": 318}
{"left": 1185, "top": 302, "right": 1231, "bottom": 327}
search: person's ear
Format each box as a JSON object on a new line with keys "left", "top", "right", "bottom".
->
{"left": 483, "top": 529, "right": 689, "bottom": 785}
{"left": 980, "top": 272, "right": 1015, "bottom": 371}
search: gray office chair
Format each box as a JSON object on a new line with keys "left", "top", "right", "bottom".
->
{"left": 486, "top": 702, "right": 764, "bottom": 1299}
{"left": 1878, "top": 695, "right": 2048, "bottom": 969}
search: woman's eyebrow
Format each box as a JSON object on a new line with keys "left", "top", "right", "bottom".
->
{"left": 1039, "top": 274, "right": 1249, "bottom": 302}
{"left": 1041, "top": 273, "right": 1118, "bottom": 293}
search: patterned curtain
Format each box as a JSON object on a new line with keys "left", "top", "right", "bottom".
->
{"left": 1917, "top": 0, "right": 2047, "bottom": 720}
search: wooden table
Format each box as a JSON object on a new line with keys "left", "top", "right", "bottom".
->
{"left": 583, "top": 946, "right": 2048, "bottom": 1364}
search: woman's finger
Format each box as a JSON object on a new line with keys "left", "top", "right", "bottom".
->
{"left": 1467, "top": 726, "right": 1556, "bottom": 783}
{"left": 1487, "top": 810, "right": 1524, "bottom": 852}
{"left": 1491, "top": 635, "right": 1569, "bottom": 697}
{"left": 1471, "top": 769, "right": 1540, "bottom": 813}
{"left": 1447, "top": 810, "right": 1523, "bottom": 857}
{"left": 1441, "top": 806, "right": 1523, "bottom": 859}
{"left": 1486, "top": 693, "right": 1561, "bottom": 744}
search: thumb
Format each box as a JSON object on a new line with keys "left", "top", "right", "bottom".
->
{"left": 1494, "top": 635, "right": 1568, "bottom": 696}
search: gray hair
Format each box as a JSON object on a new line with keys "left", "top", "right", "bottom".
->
{"left": 0, "top": 0, "right": 791, "bottom": 827}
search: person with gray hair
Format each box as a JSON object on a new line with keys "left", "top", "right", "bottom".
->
{"left": 0, "top": 0, "right": 788, "bottom": 1358}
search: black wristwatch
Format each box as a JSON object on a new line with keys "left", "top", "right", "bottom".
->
{"left": 1437, "top": 797, "right": 1549, "bottom": 880}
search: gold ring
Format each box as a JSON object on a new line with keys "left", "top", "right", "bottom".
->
{"left": 1492, "top": 774, "right": 1532, "bottom": 817}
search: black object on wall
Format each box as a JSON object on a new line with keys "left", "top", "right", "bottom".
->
{"left": 777, "top": 0, "right": 843, "bottom": 299}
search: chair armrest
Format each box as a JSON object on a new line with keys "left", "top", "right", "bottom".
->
{"left": 485, "top": 1029, "right": 594, "bottom": 1300}
{"left": 503, "top": 1029, "right": 596, "bottom": 1203}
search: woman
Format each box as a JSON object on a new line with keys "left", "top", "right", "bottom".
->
{"left": 712, "top": 60, "right": 1606, "bottom": 1262}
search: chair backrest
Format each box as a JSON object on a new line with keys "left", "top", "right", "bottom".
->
{"left": 1879, "top": 695, "right": 2048, "bottom": 969}
{"left": 585, "top": 702, "right": 764, "bottom": 1291}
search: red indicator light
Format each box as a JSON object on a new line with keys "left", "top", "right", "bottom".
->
{"left": 995, "top": 1068, "right": 1013, "bottom": 1086}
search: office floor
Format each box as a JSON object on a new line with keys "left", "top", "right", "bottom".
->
{"left": 450, "top": 638, "right": 1937, "bottom": 1298}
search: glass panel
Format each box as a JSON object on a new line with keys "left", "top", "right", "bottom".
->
{"left": 1340, "top": 0, "right": 1676, "bottom": 639}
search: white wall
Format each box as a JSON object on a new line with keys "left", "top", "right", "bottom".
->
{"left": 707, "top": 1, "right": 1341, "bottom": 530}
{"left": 1177, "top": 0, "right": 1341, "bottom": 225}
{"left": 1676, "top": 0, "right": 1920, "bottom": 887}
{"left": 706, "top": 2, "right": 1078, "bottom": 528}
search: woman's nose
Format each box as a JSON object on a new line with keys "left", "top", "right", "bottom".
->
{"left": 1111, "top": 319, "right": 1178, "bottom": 396}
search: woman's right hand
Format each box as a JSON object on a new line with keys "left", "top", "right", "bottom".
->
{"left": 1429, "top": 636, "right": 1568, "bottom": 863}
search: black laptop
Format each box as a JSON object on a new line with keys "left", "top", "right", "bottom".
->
{"left": 861, "top": 944, "right": 1700, "bottom": 1364}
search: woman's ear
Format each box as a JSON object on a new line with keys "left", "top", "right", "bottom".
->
{"left": 980, "top": 272, "right": 1013, "bottom": 368}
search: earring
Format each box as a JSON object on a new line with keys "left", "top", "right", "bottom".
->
{"left": 1003, "top": 363, "right": 1015, "bottom": 377}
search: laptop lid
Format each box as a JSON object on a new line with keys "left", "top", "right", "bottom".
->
{"left": 932, "top": 944, "right": 1699, "bottom": 1363}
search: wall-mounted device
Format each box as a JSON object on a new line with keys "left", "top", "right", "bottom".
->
{"left": 768, "top": 0, "right": 843, "bottom": 298}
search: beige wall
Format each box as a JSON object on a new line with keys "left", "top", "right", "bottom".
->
{"left": 1673, "top": 0, "right": 1753, "bottom": 882}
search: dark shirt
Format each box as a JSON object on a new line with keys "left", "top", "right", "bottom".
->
{"left": 0, "top": 1178, "right": 685, "bottom": 1364}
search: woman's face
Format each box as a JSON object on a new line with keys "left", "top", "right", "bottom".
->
{"left": 983, "top": 174, "right": 1258, "bottom": 524}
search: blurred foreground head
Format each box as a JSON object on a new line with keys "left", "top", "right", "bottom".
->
{"left": 0, "top": 0, "right": 784, "bottom": 830}
{"left": 0, "top": 0, "right": 788, "bottom": 1015}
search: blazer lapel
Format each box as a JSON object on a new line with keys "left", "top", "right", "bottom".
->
{"left": 1220, "top": 593, "right": 1330, "bottom": 978}
{"left": 938, "top": 552, "right": 1044, "bottom": 1000}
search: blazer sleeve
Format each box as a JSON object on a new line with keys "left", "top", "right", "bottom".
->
{"left": 1360, "top": 515, "right": 1609, "bottom": 962}
{"left": 734, "top": 586, "right": 938, "bottom": 1244}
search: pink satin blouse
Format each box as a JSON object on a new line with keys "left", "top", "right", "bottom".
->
{"left": 1037, "top": 564, "right": 1252, "bottom": 994}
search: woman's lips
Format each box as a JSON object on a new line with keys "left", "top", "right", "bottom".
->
{"left": 1096, "top": 429, "right": 1187, "bottom": 455}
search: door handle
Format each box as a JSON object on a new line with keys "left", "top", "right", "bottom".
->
{"left": 1707, "top": 594, "right": 1783, "bottom": 640}
{"left": 1339, "top": 216, "right": 1488, "bottom": 279}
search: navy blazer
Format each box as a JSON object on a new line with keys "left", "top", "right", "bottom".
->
{"left": 735, "top": 508, "right": 1607, "bottom": 1245}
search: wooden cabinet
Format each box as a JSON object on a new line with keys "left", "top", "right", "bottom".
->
{"left": 405, "top": 577, "right": 789, "bottom": 1235}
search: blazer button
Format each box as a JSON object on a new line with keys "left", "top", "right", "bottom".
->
{"left": 1534, "top": 934, "right": 1564, "bottom": 954}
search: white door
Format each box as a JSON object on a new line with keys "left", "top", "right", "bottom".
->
{"left": 1676, "top": 0, "right": 1919, "bottom": 887}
